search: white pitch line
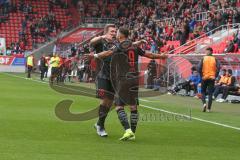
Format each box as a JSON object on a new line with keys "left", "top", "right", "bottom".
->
{"left": 139, "top": 100, "right": 240, "bottom": 131}
{"left": 2, "top": 73, "right": 97, "bottom": 96}
{"left": 2, "top": 73, "right": 48, "bottom": 84}
{"left": 2, "top": 73, "right": 240, "bottom": 131}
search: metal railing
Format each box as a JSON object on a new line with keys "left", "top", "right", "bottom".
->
{"left": 83, "top": 18, "right": 116, "bottom": 24}
{"left": 155, "top": 17, "right": 176, "bottom": 25}
{"left": 195, "top": 11, "right": 208, "bottom": 22}
{"left": 195, "top": 7, "right": 234, "bottom": 22}
{"left": 155, "top": 7, "right": 235, "bottom": 23}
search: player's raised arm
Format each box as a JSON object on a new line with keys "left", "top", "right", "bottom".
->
{"left": 84, "top": 50, "right": 114, "bottom": 60}
{"left": 90, "top": 35, "right": 112, "bottom": 46}
{"left": 95, "top": 50, "right": 114, "bottom": 59}
{"left": 132, "top": 39, "right": 147, "bottom": 46}
{"left": 143, "top": 51, "right": 168, "bottom": 59}
{"left": 89, "top": 36, "right": 103, "bottom": 46}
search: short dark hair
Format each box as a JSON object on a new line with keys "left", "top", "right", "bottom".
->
{"left": 104, "top": 24, "right": 116, "bottom": 34}
{"left": 206, "top": 47, "right": 213, "bottom": 53}
{"left": 191, "top": 66, "right": 197, "bottom": 71}
{"left": 118, "top": 27, "right": 129, "bottom": 38}
{"left": 227, "top": 69, "right": 232, "bottom": 75}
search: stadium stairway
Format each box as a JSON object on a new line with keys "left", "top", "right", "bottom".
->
{"left": 167, "top": 23, "right": 240, "bottom": 55}
{"left": 196, "top": 24, "right": 240, "bottom": 53}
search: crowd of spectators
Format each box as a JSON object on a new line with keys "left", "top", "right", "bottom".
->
{"left": 0, "top": 0, "right": 15, "bottom": 23}
{"left": 0, "top": 0, "right": 70, "bottom": 55}
{"left": 19, "top": 0, "right": 33, "bottom": 14}
{"left": 20, "top": 0, "right": 64, "bottom": 49}
{"left": 0, "top": 1, "right": 24, "bottom": 55}
{"left": 115, "top": 0, "right": 240, "bottom": 53}
{"left": 73, "top": 0, "right": 240, "bottom": 53}
{"left": 2, "top": 0, "right": 239, "bottom": 55}
{"left": 29, "top": 12, "right": 61, "bottom": 46}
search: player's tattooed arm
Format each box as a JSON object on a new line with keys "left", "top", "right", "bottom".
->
{"left": 144, "top": 51, "right": 168, "bottom": 59}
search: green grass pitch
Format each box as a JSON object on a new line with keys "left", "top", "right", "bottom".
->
{"left": 0, "top": 73, "right": 240, "bottom": 160}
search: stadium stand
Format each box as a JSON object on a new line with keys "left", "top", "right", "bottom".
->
{"left": 71, "top": 0, "right": 240, "bottom": 55}
{"left": 0, "top": 0, "right": 72, "bottom": 54}
{"left": 1, "top": 0, "right": 239, "bottom": 55}
{"left": 1, "top": 0, "right": 240, "bottom": 102}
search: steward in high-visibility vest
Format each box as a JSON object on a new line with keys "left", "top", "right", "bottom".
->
{"left": 218, "top": 75, "right": 231, "bottom": 85}
{"left": 198, "top": 47, "right": 220, "bottom": 112}
{"left": 26, "top": 54, "right": 34, "bottom": 78}
{"left": 50, "top": 56, "right": 60, "bottom": 68}
{"left": 27, "top": 55, "right": 34, "bottom": 67}
{"left": 50, "top": 54, "right": 61, "bottom": 83}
